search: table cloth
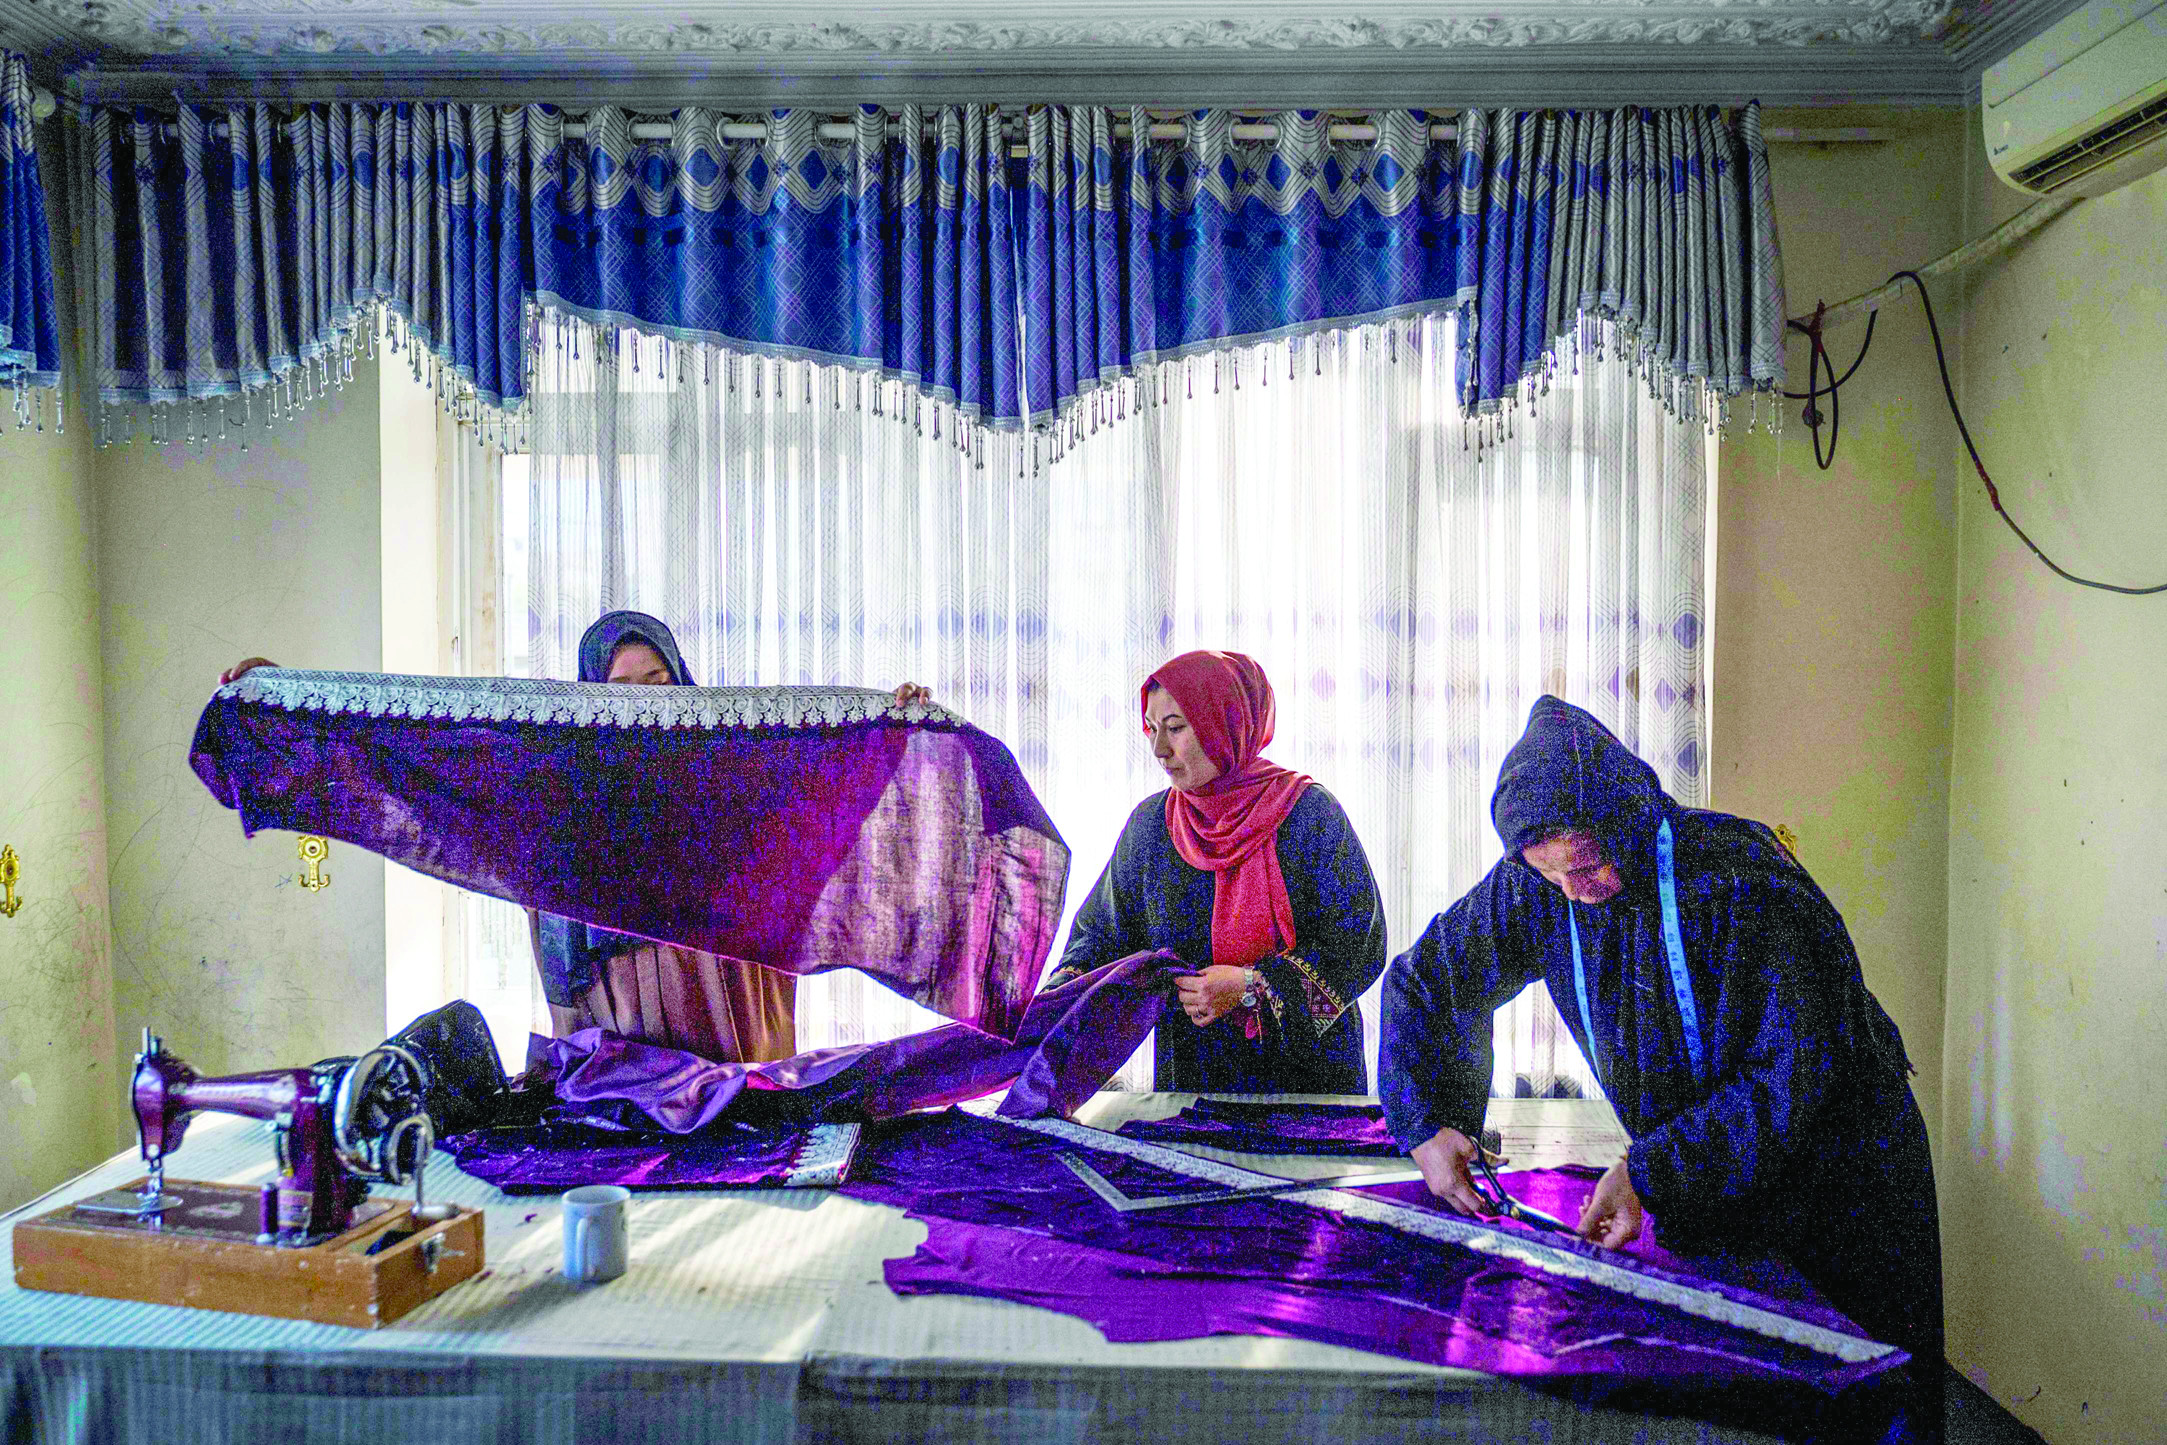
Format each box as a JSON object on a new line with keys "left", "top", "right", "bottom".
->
{"left": 2, "top": 1095, "right": 1827, "bottom": 1445}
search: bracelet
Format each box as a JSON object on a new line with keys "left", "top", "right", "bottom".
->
{"left": 1240, "top": 966, "right": 1258, "bottom": 1009}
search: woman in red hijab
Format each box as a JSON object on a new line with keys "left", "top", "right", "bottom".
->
{"left": 1046, "top": 650, "right": 1386, "bottom": 1092}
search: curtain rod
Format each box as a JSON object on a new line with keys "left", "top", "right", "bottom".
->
{"left": 138, "top": 113, "right": 1464, "bottom": 146}
{"left": 122, "top": 106, "right": 1882, "bottom": 148}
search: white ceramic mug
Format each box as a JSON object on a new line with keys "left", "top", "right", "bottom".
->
{"left": 562, "top": 1185, "right": 631, "bottom": 1285}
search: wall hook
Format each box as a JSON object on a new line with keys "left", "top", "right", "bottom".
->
{"left": 1773, "top": 824, "right": 1803, "bottom": 864}
{"left": 0, "top": 845, "right": 20, "bottom": 917}
{"left": 297, "top": 835, "right": 332, "bottom": 892}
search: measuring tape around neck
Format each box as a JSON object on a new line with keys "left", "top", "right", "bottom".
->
{"left": 1568, "top": 818, "right": 1706, "bottom": 1089}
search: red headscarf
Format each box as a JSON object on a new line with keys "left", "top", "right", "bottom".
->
{"left": 1143, "top": 651, "right": 1315, "bottom": 967}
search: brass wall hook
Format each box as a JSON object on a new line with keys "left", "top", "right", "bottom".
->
{"left": 297, "top": 835, "right": 332, "bottom": 892}
{"left": 0, "top": 845, "right": 20, "bottom": 918}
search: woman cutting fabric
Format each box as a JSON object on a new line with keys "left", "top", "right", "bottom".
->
{"left": 1380, "top": 696, "right": 1943, "bottom": 1440}
{"left": 218, "top": 608, "right": 929, "bottom": 1067}
{"left": 1045, "top": 650, "right": 1386, "bottom": 1093}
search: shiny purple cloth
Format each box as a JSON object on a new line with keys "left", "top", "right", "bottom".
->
{"left": 521, "top": 952, "right": 1188, "bottom": 1133}
{"left": 843, "top": 1109, "right": 1903, "bottom": 1400}
{"left": 441, "top": 1120, "right": 852, "bottom": 1194}
{"left": 188, "top": 670, "right": 1069, "bottom": 1038}
{"left": 1117, "top": 1098, "right": 1404, "bottom": 1156}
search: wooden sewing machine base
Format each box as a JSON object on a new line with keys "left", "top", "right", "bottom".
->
{"left": 10, "top": 1179, "right": 485, "bottom": 1329}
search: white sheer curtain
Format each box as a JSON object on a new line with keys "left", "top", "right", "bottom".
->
{"left": 428, "top": 413, "right": 553, "bottom": 1070}
{"left": 489, "top": 315, "right": 1709, "bottom": 1097}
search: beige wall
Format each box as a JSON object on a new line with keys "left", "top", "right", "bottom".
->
{"left": 1714, "top": 109, "right": 1967, "bottom": 1145}
{"left": 96, "top": 365, "right": 388, "bottom": 1111}
{"left": 1941, "top": 137, "right": 2167, "bottom": 1443}
{"left": 0, "top": 120, "right": 120, "bottom": 1210}
{"left": 380, "top": 347, "right": 453, "bottom": 1038}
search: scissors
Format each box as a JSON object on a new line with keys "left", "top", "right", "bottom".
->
{"left": 1468, "top": 1149, "right": 1578, "bottom": 1236}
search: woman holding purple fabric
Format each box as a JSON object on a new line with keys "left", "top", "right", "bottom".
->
{"left": 219, "top": 609, "right": 930, "bottom": 1068}
{"left": 523, "top": 610, "right": 803, "bottom": 1063}
{"left": 1045, "top": 650, "right": 1386, "bottom": 1093}
{"left": 1380, "top": 696, "right": 1943, "bottom": 1441}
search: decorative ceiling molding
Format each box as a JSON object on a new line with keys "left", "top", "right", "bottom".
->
{"left": 0, "top": 0, "right": 2074, "bottom": 106}
{"left": 52, "top": 48, "right": 1973, "bottom": 110}
{"left": 1938, "top": 0, "right": 2088, "bottom": 67}
{"left": 14, "top": 1, "right": 1960, "bottom": 59}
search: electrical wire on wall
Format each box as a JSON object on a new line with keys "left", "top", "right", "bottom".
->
{"left": 1782, "top": 203, "right": 2166, "bottom": 598}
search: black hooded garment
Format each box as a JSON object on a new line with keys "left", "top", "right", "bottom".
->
{"left": 1381, "top": 696, "right": 1944, "bottom": 1441}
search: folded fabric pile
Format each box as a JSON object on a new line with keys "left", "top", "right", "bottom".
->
{"left": 444, "top": 1118, "right": 865, "bottom": 1194}
{"left": 431, "top": 952, "right": 1187, "bottom": 1189}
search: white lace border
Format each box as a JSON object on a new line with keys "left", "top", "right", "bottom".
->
{"left": 785, "top": 1122, "right": 863, "bottom": 1189}
{"left": 221, "top": 668, "right": 960, "bottom": 732}
{"left": 993, "top": 1114, "right": 1895, "bottom": 1366}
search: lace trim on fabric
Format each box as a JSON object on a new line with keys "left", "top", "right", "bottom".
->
{"left": 785, "top": 1122, "right": 862, "bottom": 1188}
{"left": 994, "top": 1115, "right": 1895, "bottom": 1366}
{"left": 222, "top": 668, "right": 961, "bottom": 732}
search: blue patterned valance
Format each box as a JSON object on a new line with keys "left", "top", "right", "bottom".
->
{"left": 1016, "top": 104, "right": 1783, "bottom": 437}
{"left": 1, "top": 52, "right": 62, "bottom": 429}
{"left": 79, "top": 99, "right": 1782, "bottom": 452}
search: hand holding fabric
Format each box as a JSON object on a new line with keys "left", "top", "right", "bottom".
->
{"left": 1577, "top": 1155, "right": 1645, "bottom": 1247}
{"left": 892, "top": 682, "right": 933, "bottom": 707}
{"left": 220, "top": 657, "right": 277, "bottom": 686}
{"left": 1173, "top": 964, "right": 1247, "bottom": 1027}
{"left": 1412, "top": 1125, "right": 1492, "bottom": 1218}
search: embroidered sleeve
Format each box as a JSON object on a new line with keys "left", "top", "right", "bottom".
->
{"left": 1283, "top": 953, "right": 1350, "bottom": 1027}
{"left": 1252, "top": 952, "right": 1350, "bottom": 1040}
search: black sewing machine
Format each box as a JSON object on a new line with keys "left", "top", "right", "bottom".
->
{"left": 11, "top": 1005, "right": 503, "bottom": 1326}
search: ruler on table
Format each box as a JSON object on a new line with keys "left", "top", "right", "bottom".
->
{"left": 1058, "top": 1152, "right": 1426, "bottom": 1213}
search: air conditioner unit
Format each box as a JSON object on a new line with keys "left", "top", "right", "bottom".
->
{"left": 1984, "top": 0, "right": 2167, "bottom": 196}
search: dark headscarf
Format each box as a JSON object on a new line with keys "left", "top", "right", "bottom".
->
{"left": 1486, "top": 692, "right": 1913, "bottom": 1077}
{"left": 1490, "top": 695, "right": 1677, "bottom": 897}
{"left": 535, "top": 611, "right": 705, "bottom": 1006}
{"left": 577, "top": 609, "right": 696, "bottom": 687}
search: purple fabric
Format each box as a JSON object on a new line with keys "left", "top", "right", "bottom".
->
{"left": 1117, "top": 1098, "right": 1404, "bottom": 1156}
{"left": 1360, "top": 1171, "right": 1857, "bottom": 1335}
{"left": 188, "top": 670, "right": 1070, "bottom": 1039}
{"left": 441, "top": 1120, "right": 836, "bottom": 1194}
{"left": 523, "top": 952, "right": 1188, "bottom": 1133}
{"left": 842, "top": 1109, "right": 1904, "bottom": 1398}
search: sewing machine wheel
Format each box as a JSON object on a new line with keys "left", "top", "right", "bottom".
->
{"left": 333, "top": 1044, "right": 434, "bottom": 1185}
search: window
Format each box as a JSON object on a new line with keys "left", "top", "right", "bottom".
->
{"left": 439, "top": 318, "right": 1708, "bottom": 1097}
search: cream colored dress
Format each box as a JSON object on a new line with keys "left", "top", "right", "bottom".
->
{"left": 529, "top": 913, "right": 799, "bottom": 1065}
